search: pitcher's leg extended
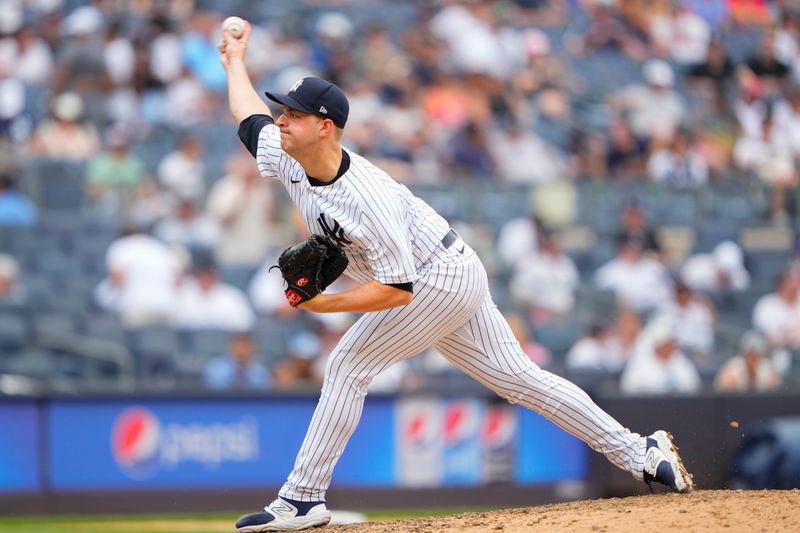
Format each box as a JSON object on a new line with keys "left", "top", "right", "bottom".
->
{"left": 435, "top": 295, "right": 653, "bottom": 481}
{"left": 436, "top": 296, "right": 694, "bottom": 491}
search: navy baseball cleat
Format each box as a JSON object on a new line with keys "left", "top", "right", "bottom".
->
{"left": 236, "top": 497, "right": 331, "bottom": 532}
{"left": 643, "top": 430, "right": 694, "bottom": 493}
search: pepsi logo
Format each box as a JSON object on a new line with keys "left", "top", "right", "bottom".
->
{"left": 405, "top": 414, "right": 427, "bottom": 443}
{"left": 443, "top": 401, "right": 477, "bottom": 445}
{"left": 482, "top": 407, "right": 516, "bottom": 448}
{"left": 111, "top": 407, "right": 161, "bottom": 477}
{"left": 402, "top": 406, "right": 438, "bottom": 447}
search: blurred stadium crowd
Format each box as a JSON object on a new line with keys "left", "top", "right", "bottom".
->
{"left": 1, "top": 0, "right": 800, "bottom": 395}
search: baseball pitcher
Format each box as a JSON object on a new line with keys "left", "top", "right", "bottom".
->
{"left": 219, "top": 20, "right": 693, "bottom": 533}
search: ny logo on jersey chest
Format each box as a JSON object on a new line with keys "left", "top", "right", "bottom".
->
{"left": 317, "top": 214, "right": 352, "bottom": 248}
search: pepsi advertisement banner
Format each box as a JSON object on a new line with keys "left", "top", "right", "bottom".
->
{"left": 0, "top": 401, "right": 40, "bottom": 491}
{"left": 394, "top": 398, "right": 587, "bottom": 487}
{"left": 46, "top": 396, "right": 586, "bottom": 490}
{"left": 48, "top": 398, "right": 394, "bottom": 489}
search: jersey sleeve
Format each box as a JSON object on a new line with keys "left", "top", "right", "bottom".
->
{"left": 237, "top": 114, "right": 282, "bottom": 179}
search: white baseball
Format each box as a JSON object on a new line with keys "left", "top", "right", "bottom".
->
{"left": 222, "top": 16, "right": 246, "bottom": 38}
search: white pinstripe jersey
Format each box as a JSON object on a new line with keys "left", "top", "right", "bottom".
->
{"left": 246, "top": 116, "right": 450, "bottom": 286}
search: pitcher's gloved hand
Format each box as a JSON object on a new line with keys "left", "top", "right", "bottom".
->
{"left": 276, "top": 235, "right": 348, "bottom": 307}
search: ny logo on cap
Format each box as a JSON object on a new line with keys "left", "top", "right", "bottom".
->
{"left": 289, "top": 78, "right": 305, "bottom": 93}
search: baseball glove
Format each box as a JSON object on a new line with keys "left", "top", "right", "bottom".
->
{"left": 276, "top": 234, "right": 348, "bottom": 307}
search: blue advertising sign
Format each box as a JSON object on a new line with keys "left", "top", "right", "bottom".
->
{"left": 0, "top": 401, "right": 40, "bottom": 491}
{"left": 394, "top": 398, "right": 588, "bottom": 487}
{"left": 515, "top": 408, "right": 589, "bottom": 483}
{"left": 48, "top": 398, "right": 393, "bottom": 489}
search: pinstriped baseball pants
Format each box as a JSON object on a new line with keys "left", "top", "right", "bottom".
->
{"left": 279, "top": 242, "right": 646, "bottom": 502}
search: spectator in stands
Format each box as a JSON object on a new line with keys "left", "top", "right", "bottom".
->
{"left": 51, "top": 6, "right": 105, "bottom": 95}
{"left": 610, "top": 307, "right": 642, "bottom": 365}
{"left": 128, "top": 180, "right": 170, "bottom": 230}
{"left": 101, "top": 21, "right": 134, "bottom": 90}
{"left": 728, "top": 0, "right": 772, "bottom": 26}
{"left": 163, "top": 68, "right": 213, "bottom": 128}
{"left": 148, "top": 16, "right": 183, "bottom": 87}
{"left": 594, "top": 234, "right": 672, "bottom": 312}
{"left": 513, "top": 29, "right": 574, "bottom": 97}
{"left": 445, "top": 121, "right": 496, "bottom": 181}
{"left": 714, "top": 330, "right": 782, "bottom": 392}
{"left": 496, "top": 215, "right": 543, "bottom": 269}
{"left": 310, "top": 12, "right": 356, "bottom": 82}
{"left": 509, "top": 226, "right": 579, "bottom": 326}
{"left": 355, "top": 23, "right": 398, "bottom": 85}
{"left": 774, "top": 7, "right": 800, "bottom": 81}
{"left": 686, "top": 37, "right": 737, "bottom": 92}
{"left": 94, "top": 227, "right": 182, "bottom": 327}
{"left": 732, "top": 105, "right": 797, "bottom": 224}
{"left": 206, "top": 152, "right": 275, "bottom": 268}
{"left": 0, "top": 174, "right": 37, "bottom": 226}
{"left": 181, "top": 11, "right": 227, "bottom": 91}
{"left": 101, "top": 20, "right": 139, "bottom": 125}
{"left": 752, "top": 271, "right": 800, "bottom": 349}
{"left": 605, "top": 117, "right": 648, "bottom": 181}
{"left": 771, "top": 87, "right": 800, "bottom": 159}
{"left": 489, "top": 118, "right": 566, "bottom": 184}
{"left": 505, "top": 312, "right": 551, "bottom": 369}
{"left": 271, "top": 330, "right": 323, "bottom": 390}
{"left": 620, "top": 318, "right": 702, "bottom": 395}
{"left": 647, "top": 128, "right": 709, "bottom": 188}
{"left": 614, "top": 199, "right": 661, "bottom": 256}
{"left": 0, "top": 254, "right": 25, "bottom": 304}
{"left": 154, "top": 198, "right": 221, "bottom": 256}
{"left": 608, "top": 59, "right": 686, "bottom": 141}
{"left": 568, "top": 308, "right": 641, "bottom": 375}
{"left": 681, "top": 240, "right": 750, "bottom": 296}
{"left": 85, "top": 123, "right": 147, "bottom": 216}
{"left": 576, "top": 1, "right": 648, "bottom": 60}
{"left": 171, "top": 256, "right": 255, "bottom": 332}
{"left": 204, "top": 332, "right": 270, "bottom": 390}
{"left": 566, "top": 320, "right": 622, "bottom": 373}
{"left": 653, "top": 280, "right": 716, "bottom": 368}
{"left": 26, "top": 92, "right": 101, "bottom": 161}
{"left": 0, "top": 69, "right": 24, "bottom": 138}
{"left": 649, "top": 2, "right": 712, "bottom": 66}
{"left": 428, "top": 2, "right": 513, "bottom": 80}
{"left": 746, "top": 28, "right": 791, "bottom": 93}
{"left": 156, "top": 134, "right": 206, "bottom": 201}
{"left": 0, "top": 26, "right": 54, "bottom": 86}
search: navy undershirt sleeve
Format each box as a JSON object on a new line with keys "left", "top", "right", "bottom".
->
{"left": 388, "top": 282, "right": 414, "bottom": 293}
{"left": 238, "top": 114, "right": 275, "bottom": 158}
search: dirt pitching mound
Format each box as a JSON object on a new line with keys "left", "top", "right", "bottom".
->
{"left": 329, "top": 489, "right": 800, "bottom": 533}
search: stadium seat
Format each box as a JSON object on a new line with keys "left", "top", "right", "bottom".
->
{"left": 181, "top": 328, "right": 231, "bottom": 359}
{"left": 31, "top": 310, "right": 78, "bottom": 340}
{"left": 220, "top": 265, "right": 257, "bottom": 292}
{"left": 124, "top": 325, "right": 181, "bottom": 381}
{"left": 82, "top": 312, "right": 127, "bottom": 344}
{"left": 126, "top": 325, "right": 179, "bottom": 355}
{"left": 4, "top": 349, "right": 54, "bottom": 380}
{"left": 532, "top": 319, "right": 582, "bottom": 360}
{"left": 0, "top": 312, "right": 28, "bottom": 352}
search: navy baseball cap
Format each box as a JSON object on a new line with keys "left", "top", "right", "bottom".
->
{"left": 265, "top": 77, "right": 349, "bottom": 129}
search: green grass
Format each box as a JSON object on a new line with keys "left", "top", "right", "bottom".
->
{"left": 0, "top": 508, "right": 493, "bottom": 533}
